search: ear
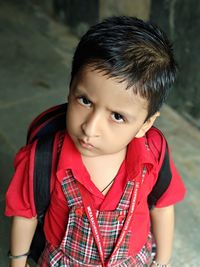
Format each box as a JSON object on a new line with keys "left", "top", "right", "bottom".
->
{"left": 135, "top": 112, "right": 160, "bottom": 138}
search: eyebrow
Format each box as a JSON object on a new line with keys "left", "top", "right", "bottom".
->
{"left": 74, "top": 86, "right": 136, "bottom": 121}
{"left": 73, "top": 86, "right": 90, "bottom": 97}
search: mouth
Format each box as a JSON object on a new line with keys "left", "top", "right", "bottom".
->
{"left": 78, "top": 139, "right": 94, "bottom": 149}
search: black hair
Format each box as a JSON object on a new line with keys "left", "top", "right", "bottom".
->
{"left": 70, "top": 16, "right": 177, "bottom": 119}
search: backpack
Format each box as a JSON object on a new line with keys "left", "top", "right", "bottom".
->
{"left": 27, "top": 102, "right": 172, "bottom": 263}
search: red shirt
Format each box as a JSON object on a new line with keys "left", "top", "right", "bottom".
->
{"left": 5, "top": 127, "right": 186, "bottom": 254}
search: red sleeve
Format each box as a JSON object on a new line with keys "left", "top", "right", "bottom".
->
{"left": 5, "top": 144, "right": 36, "bottom": 218}
{"left": 155, "top": 149, "right": 186, "bottom": 207}
{"left": 147, "top": 127, "right": 186, "bottom": 208}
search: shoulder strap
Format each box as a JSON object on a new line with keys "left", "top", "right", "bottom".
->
{"left": 27, "top": 104, "right": 67, "bottom": 217}
{"left": 33, "top": 134, "right": 55, "bottom": 221}
{"left": 27, "top": 103, "right": 67, "bottom": 218}
{"left": 30, "top": 131, "right": 64, "bottom": 263}
{"left": 28, "top": 104, "right": 66, "bottom": 262}
{"left": 29, "top": 133, "right": 56, "bottom": 263}
{"left": 148, "top": 143, "right": 172, "bottom": 209}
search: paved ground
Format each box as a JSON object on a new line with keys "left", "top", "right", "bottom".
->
{"left": 0, "top": 1, "right": 200, "bottom": 267}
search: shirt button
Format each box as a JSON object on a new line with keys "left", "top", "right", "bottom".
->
{"left": 117, "top": 214, "right": 125, "bottom": 222}
{"left": 75, "top": 207, "right": 84, "bottom": 217}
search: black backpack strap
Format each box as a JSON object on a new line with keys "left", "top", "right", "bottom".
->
{"left": 33, "top": 134, "right": 55, "bottom": 221}
{"left": 29, "top": 130, "right": 65, "bottom": 263}
{"left": 148, "top": 143, "right": 172, "bottom": 209}
{"left": 29, "top": 133, "right": 55, "bottom": 263}
{"left": 26, "top": 103, "right": 67, "bottom": 262}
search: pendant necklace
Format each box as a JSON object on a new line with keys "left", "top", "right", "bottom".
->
{"left": 101, "top": 177, "right": 116, "bottom": 193}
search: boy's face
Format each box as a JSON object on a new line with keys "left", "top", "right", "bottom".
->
{"left": 66, "top": 66, "right": 157, "bottom": 158}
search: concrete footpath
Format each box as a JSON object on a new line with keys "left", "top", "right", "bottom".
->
{"left": 0, "top": 1, "right": 200, "bottom": 267}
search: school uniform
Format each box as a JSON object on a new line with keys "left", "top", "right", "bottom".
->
{"left": 5, "top": 127, "right": 186, "bottom": 266}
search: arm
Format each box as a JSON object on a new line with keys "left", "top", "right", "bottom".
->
{"left": 9, "top": 216, "right": 38, "bottom": 267}
{"left": 150, "top": 205, "right": 174, "bottom": 266}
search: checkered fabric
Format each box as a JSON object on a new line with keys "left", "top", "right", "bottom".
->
{"left": 38, "top": 170, "right": 153, "bottom": 266}
{"left": 39, "top": 235, "right": 153, "bottom": 267}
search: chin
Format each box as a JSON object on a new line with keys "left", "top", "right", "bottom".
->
{"left": 79, "top": 150, "right": 99, "bottom": 157}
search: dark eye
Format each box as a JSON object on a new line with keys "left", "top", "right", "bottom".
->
{"left": 77, "top": 96, "right": 92, "bottom": 107}
{"left": 111, "top": 112, "right": 125, "bottom": 123}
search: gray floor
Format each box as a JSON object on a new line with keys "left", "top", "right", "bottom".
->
{"left": 0, "top": 1, "right": 200, "bottom": 267}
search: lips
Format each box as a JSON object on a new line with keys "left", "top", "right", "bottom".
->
{"left": 78, "top": 139, "right": 94, "bottom": 149}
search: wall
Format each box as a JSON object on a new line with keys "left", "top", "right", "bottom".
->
{"left": 46, "top": 0, "right": 151, "bottom": 36}
{"left": 99, "top": 0, "right": 150, "bottom": 20}
{"left": 151, "top": 0, "right": 200, "bottom": 128}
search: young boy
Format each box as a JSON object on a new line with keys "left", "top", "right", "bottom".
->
{"left": 6, "top": 16, "right": 186, "bottom": 267}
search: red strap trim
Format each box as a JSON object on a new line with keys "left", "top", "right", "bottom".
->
{"left": 78, "top": 183, "right": 106, "bottom": 267}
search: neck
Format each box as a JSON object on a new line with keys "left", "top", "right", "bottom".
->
{"left": 81, "top": 148, "right": 127, "bottom": 195}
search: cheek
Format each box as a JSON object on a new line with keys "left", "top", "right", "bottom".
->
{"left": 109, "top": 129, "right": 135, "bottom": 147}
{"left": 116, "top": 126, "right": 141, "bottom": 145}
{"left": 66, "top": 107, "right": 76, "bottom": 132}
{"left": 66, "top": 107, "right": 83, "bottom": 133}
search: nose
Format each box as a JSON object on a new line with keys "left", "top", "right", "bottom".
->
{"left": 81, "top": 112, "right": 101, "bottom": 138}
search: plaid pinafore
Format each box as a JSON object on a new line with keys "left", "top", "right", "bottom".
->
{"left": 39, "top": 169, "right": 153, "bottom": 267}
